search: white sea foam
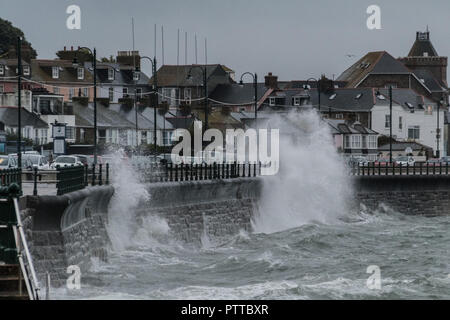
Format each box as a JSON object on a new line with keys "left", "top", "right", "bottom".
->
{"left": 253, "top": 110, "right": 353, "bottom": 234}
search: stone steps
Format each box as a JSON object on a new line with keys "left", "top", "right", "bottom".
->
{"left": 0, "top": 264, "right": 29, "bottom": 300}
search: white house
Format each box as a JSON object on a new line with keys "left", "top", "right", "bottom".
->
{"left": 371, "top": 88, "right": 445, "bottom": 157}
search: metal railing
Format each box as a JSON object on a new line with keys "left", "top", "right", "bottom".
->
{"left": 161, "top": 162, "right": 263, "bottom": 182}
{"left": 0, "top": 168, "right": 22, "bottom": 187}
{"left": 350, "top": 162, "right": 450, "bottom": 176}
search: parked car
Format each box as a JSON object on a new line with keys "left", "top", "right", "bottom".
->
{"left": 395, "top": 156, "right": 415, "bottom": 167}
{"left": 426, "top": 158, "right": 441, "bottom": 167}
{"left": 440, "top": 156, "right": 450, "bottom": 165}
{"left": 0, "top": 155, "right": 17, "bottom": 169}
{"left": 348, "top": 156, "right": 368, "bottom": 167}
{"left": 50, "top": 155, "right": 84, "bottom": 169}
{"left": 374, "top": 158, "right": 391, "bottom": 166}
{"left": 23, "top": 154, "right": 51, "bottom": 170}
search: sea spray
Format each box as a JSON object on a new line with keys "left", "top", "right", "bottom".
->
{"left": 106, "top": 150, "right": 169, "bottom": 251}
{"left": 252, "top": 110, "right": 353, "bottom": 233}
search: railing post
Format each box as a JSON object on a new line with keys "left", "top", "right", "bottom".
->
{"left": 447, "top": 162, "right": 449, "bottom": 175}
{"left": 106, "top": 163, "right": 110, "bottom": 185}
{"left": 440, "top": 162, "right": 442, "bottom": 175}
{"left": 33, "top": 167, "right": 38, "bottom": 196}
{"left": 98, "top": 164, "right": 103, "bottom": 186}
{"left": 378, "top": 162, "right": 381, "bottom": 176}
{"left": 433, "top": 162, "right": 436, "bottom": 175}
{"left": 392, "top": 162, "right": 395, "bottom": 176}
{"left": 385, "top": 162, "right": 388, "bottom": 176}
{"left": 357, "top": 163, "right": 360, "bottom": 176}
{"left": 426, "top": 162, "right": 429, "bottom": 175}
{"left": 84, "top": 164, "right": 89, "bottom": 186}
{"left": 180, "top": 163, "right": 184, "bottom": 181}
{"left": 91, "top": 164, "right": 96, "bottom": 186}
{"left": 175, "top": 164, "right": 179, "bottom": 181}
{"left": 406, "top": 163, "right": 409, "bottom": 175}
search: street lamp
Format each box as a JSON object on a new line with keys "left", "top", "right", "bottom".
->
{"left": 303, "top": 77, "right": 321, "bottom": 113}
{"left": 138, "top": 56, "right": 157, "bottom": 156}
{"left": 72, "top": 47, "right": 98, "bottom": 164}
{"left": 239, "top": 72, "right": 258, "bottom": 128}
{"left": 187, "top": 65, "right": 208, "bottom": 132}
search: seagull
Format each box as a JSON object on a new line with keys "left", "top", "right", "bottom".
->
{"left": 345, "top": 54, "right": 356, "bottom": 58}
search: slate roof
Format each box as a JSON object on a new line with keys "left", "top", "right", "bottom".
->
{"left": 374, "top": 88, "right": 436, "bottom": 110}
{"left": 412, "top": 69, "right": 445, "bottom": 92}
{"left": 140, "top": 107, "right": 174, "bottom": 130}
{"left": 325, "top": 119, "right": 378, "bottom": 135}
{"left": 0, "top": 106, "right": 48, "bottom": 128}
{"left": 30, "top": 59, "right": 94, "bottom": 84}
{"left": 337, "top": 51, "right": 410, "bottom": 87}
{"left": 408, "top": 32, "right": 439, "bottom": 57}
{"left": 108, "top": 103, "right": 155, "bottom": 130}
{"left": 209, "top": 83, "right": 270, "bottom": 105}
{"left": 84, "top": 62, "right": 151, "bottom": 86}
{"left": 308, "top": 88, "right": 376, "bottom": 111}
{"left": 72, "top": 102, "right": 134, "bottom": 129}
{"left": 150, "top": 64, "right": 232, "bottom": 87}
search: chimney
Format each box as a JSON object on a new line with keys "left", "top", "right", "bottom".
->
{"left": 265, "top": 72, "right": 278, "bottom": 89}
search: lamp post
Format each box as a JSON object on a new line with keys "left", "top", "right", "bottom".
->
{"left": 436, "top": 99, "right": 444, "bottom": 159}
{"left": 17, "top": 37, "right": 22, "bottom": 170}
{"left": 72, "top": 47, "right": 97, "bottom": 164}
{"left": 187, "top": 65, "right": 208, "bottom": 132}
{"left": 304, "top": 77, "right": 321, "bottom": 113}
{"left": 239, "top": 72, "right": 258, "bottom": 128}
{"left": 139, "top": 56, "right": 157, "bottom": 156}
{"left": 389, "top": 86, "right": 393, "bottom": 163}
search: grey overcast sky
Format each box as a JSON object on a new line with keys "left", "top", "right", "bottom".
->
{"left": 1, "top": 0, "right": 449, "bottom": 81}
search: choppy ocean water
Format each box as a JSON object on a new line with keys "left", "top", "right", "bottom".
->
{"left": 55, "top": 209, "right": 450, "bottom": 300}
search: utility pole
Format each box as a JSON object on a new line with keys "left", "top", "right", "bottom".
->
{"left": 389, "top": 85, "right": 393, "bottom": 163}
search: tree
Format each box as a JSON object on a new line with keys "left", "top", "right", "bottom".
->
{"left": 0, "top": 18, "right": 37, "bottom": 58}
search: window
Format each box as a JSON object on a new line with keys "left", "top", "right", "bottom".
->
{"left": 335, "top": 114, "right": 344, "bottom": 119}
{"left": 133, "top": 71, "right": 140, "bottom": 81}
{"left": 385, "top": 115, "right": 391, "bottom": 128}
{"left": 425, "top": 105, "right": 433, "bottom": 115}
{"left": 80, "top": 128, "right": 85, "bottom": 143}
{"left": 184, "top": 88, "right": 192, "bottom": 105}
{"left": 52, "top": 66, "right": 59, "bottom": 79}
{"left": 362, "top": 135, "right": 367, "bottom": 149}
{"left": 384, "top": 84, "right": 397, "bottom": 89}
{"left": 69, "top": 88, "right": 75, "bottom": 101}
{"left": 351, "top": 135, "right": 361, "bottom": 149}
{"left": 83, "top": 88, "right": 89, "bottom": 97}
{"left": 293, "top": 97, "right": 300, "bottom": 106}
{"left": 98, "top": 129, "right": 106, "bottom": 142}
{"left": 355, "top": 114, "right": 361, "bottom": 122}
{"left": 0, "top": 65, "right": 4, "bottom": 75}
{"left": 77, "top": 67, "right": 84, "bottom": 80}
{"left": 23, "top": 66, "right": 30, "bottom": 76}
{"left": 66, "top": 127, "right": 75, "bottom": 140}
{"left": 368, "top": 135, "right": 377, "bottom": 149}
{"left": 399, "top": 116, "right": 402, "bottom": 130}
{"left": 109, "top": 88, "right": 114, "bottom": 102}
{"left": 54, "top": 87, "right": 60, "bottom": 95}
{"left": 123, "top": 87, "right": 129, "bottom": 98}
{"left": 408, "top": 126, "right": 420, "bottom": 140}
{"left": 163, "top": 131, "right": 173, "bottom": 146}
{"left": 269, "top": 97, "right": 276, "bottom": 106}
{"left": 0, "top": 85, "right": 3, "bottom": 93}
{"left": 108, "top": 68, "right": 115, "bottom": 81}
{"left": 136, "top": 88, "right": 142, "bottom": 99}
{"left": 344, "top": 135, "right": 350, "bottom": 149}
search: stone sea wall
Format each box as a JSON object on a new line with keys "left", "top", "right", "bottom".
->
{"left": 21, "top": 186, "right": 114, "bottom": 287}
{"left": 354, "top": 175, "right": 450, "bottom": 215}
{"left": 137, "top": 178, "right": 262, "bottom": 243}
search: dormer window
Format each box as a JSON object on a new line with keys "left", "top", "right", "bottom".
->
{"left": 133, "top": 71, "right": 140, "bottom": 81}
{"left": 77, "top": 67, "right": 84, "bottom": 80}
{"left": 293, "top": 97, "right": 301, "bottom": 106}
{"left": 0, "top": 65, "right": 4, "bottom": 75}
{"left": 108, "top": 68, "right": 115, "bottom": 81}
{"left": 52, "top": 66, "right": 59, "bottom": 79}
